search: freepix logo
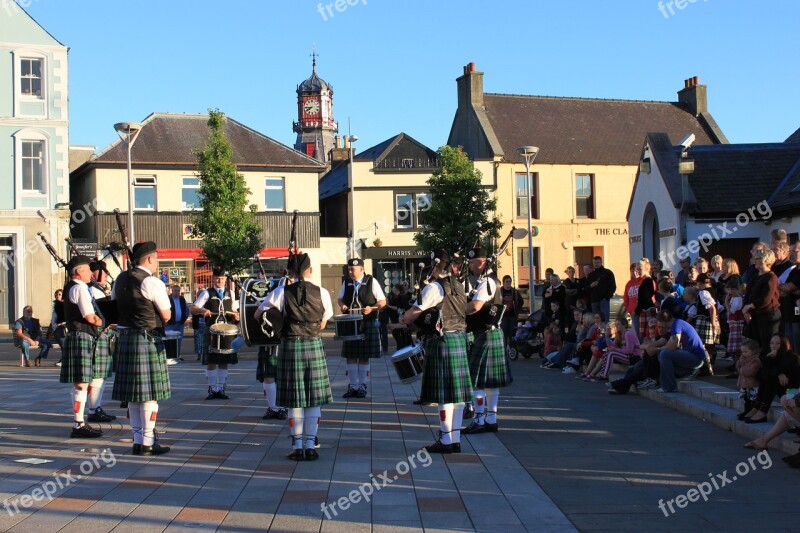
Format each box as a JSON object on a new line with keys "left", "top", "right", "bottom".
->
{"left": 657, "top": 0, "right": 709, "bottom": 20}
{"left": 1, "top": 0, "right": 37, "bottom": 16}
{"left": 317, "top": 0, "right": 367, "bottom": 22}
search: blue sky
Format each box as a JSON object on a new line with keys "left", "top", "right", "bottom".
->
{"left": 19, "top": 0, "right": 800, "bottom": 153}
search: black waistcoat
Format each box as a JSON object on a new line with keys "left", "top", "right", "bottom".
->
{"left": 116, "top": 269, "right": 162, "bottom": 330}
{"left": 284, "top": 281, "right": 324, "bottom": 337}
{"left": 342, "top": 275, "right": 378, "bottom": 320}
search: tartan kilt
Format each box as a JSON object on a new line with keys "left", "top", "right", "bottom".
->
{"left": 92, "top": 330, "right": 115, "bottom": 379}
{"left": 256, "top": 344, "right": 279, "bottom": 382}
{"left": 419, "top": 332, "right": 473, "bottom": 405}
{"left": 727, "top": 319, "right": 744, "bottom": 354}
{"left": 341, "top": 319, "right": 381, "bottom": 359}
{"left": 469, "top": 328, "right": 513, "bottom": 389}
{"left": 202, "top": 325, "right": 239, "bottom": 366}
{"left": 112, "top": 330, "right": 171, "bottom": 402}
{"left": 276, "top": 337, "right": 332, "bottom": 408}
{"left": 59, "top": 331, "right": 95, "bottom": 384}
{"left": 694, "top": 316, "right": 718, "bottom": 345}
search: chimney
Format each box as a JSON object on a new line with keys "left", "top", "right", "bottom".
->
{"left": 678, "top": 75, "right": 707, "bottom": 116}
{"left": 456, "top": 61, "right": 484, "bottom": 109}
{"left": 334, "top": 135, "right": 341, "bottom": 149}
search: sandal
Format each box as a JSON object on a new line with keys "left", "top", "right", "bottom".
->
{"left": 744, "top": 441, "right": 767, "bottom": 451}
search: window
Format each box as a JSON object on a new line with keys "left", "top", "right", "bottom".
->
{"left": 575, "top": 174, "right": 594, "bottom": 218}
{"left": 182, "top": 177, "right": 202, "bottom": 210}
{"left": 515, "top": 172, "right": 538, "bottom": 218}
{"left": 134, "top": 175, "right": 156, "bottom": 210}
{"left": 394, "top": 192, "right": 431, "bottom": 229}
{"left": 265, "top": 177, "right": 285, "bottom": 211}
{"left": 21, "top": 141, "right": 44, "bottom": 192}
{"left": 20, "top": 58, "right": 43, "bottom": 97}
{"left": 517, "top": 247, "right": 540, "bottom": 282}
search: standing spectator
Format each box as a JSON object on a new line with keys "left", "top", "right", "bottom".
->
{"left": 587, "top": 256, "right": 616, "bottom": 322}
{"left": 780, "top": 242, "right": 800, "bottom": 351}
{"left": 694, "top": 257, "right": 710, "bottom": 275}
{"left": 540, "top": 267, "right": 555, "bottom": 312}
{"left": 622, "top": 263, "right": 640, "bottom": 332}
{"left": 544, "top": 273, "right": 566, "bottom": 321}
{"left": 771, "top": 241, "right": 794, "bottom": 280}
{"left": 499, "top": 275, "right": 524, "bottom": 352}
{"left": 563, "top": 266, "right": 579, "bottom": 310}
{"left": 576, "top": 264, "right": 593, "bottom": 308}
{"left": 387, "top": 283, "right": 413, "bottom": 350}
{"left": 742, "top": 242, "right": 770, "bottom": 296}
{"left": 651, "top": 259, "right": 664, "bottom": 277}
{"left": 378, "top": 302, "right": 390, "bottom": 355}
{"left": 14, "top": 306, "right": 52, "bottom": 367}
{"left": 710, "top": 255, "right": 725, "bottom": 282}
{"left": 165, "top": 285, "right": 190, "bottom": 363}
{"left": 742, "top": 248, "right": 781, "bottom": 356}
{"left": 160, "top": 268, "right": 170, "bottom": 285}
{"left": 675, "top": 258, "right": 692, "bottom": 287}
{"left": 191, "top": 287, "right": 206, "bottom": 361}
{"left": 635, "top": 258, "right": 658, "bottom": 340}
{"left": 51, "top": 289, "right": 66, "bottom": 366}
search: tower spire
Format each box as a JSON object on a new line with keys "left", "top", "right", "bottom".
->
{"left": 311, "top": 44, "right": 318, "bottom": 73}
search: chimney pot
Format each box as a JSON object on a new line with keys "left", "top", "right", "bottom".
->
{"left": 469, "top": 62, "right": 476, "bottom": 72}
{"left": 692, "top": 76, "right": 699, "bottom": 85}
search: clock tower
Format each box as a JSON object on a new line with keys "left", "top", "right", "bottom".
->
{"left": 293, "top": 53, "right": 338, "bottom": 163}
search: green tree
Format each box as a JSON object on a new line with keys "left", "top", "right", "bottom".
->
{"left": 414, "top": 145, "right": 502, "bottom": 253}
{"left": 191, "top": 109, "right": 262, "bottom": 275}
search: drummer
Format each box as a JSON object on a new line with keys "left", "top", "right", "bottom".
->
{"left": 255, "top": 253, "right": 334, "bottom": 460}
{"left": 189, "top": 267, "right": 240, "bottom": 400}
{"left": 402, "top": 248, "right": 471, "bottom": 454}
{"left": 337, "top": 258, "right": 386, "bottom": 399}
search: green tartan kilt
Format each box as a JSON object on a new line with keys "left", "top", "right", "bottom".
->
{"left": 341, "top": 319, "right": 381, "bottom": 359}
{"left": 469, "top": 328, "right": 513, "bottom": 389}
{"left": 59, "top": 331, "right": 95, "bottom": 384}
{"left": 276, "top": 337, "right": 332, "bottom": 408}
{"left": 694, "top": 316, "right": 718, "bottom": 345}
{"left": 202, "top": 324, "right": 239, "bottom": 366}
{"left": 419, "top": 332, "right": 473, "bottom": 405}
{"left": 92, "top": 330, "right": 115, "bottom": 379}
{"left": 112, "top": 330, "right": 171, "bottom": 402}
{"left": 256, "top": 344, "right": 279, "bottom": 382}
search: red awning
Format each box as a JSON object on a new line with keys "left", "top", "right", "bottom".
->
{"left": 157, "top": 248, "right": 293, "bottom": 260}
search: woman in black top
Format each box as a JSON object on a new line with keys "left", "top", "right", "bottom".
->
{"left": 634, "top": 258, "right": 657, "bottom": 340}
{"left": 743, "top": 334, "right": 800, "bottom": 423}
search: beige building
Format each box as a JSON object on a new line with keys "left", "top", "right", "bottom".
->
{"left": 70, "top": 113, "right": 325, "bottom": 293}
{"left": 448, "top": 64, "right": 727, "bottom": 288}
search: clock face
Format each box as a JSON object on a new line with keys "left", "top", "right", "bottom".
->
{"left": 304, "top": 99, "right": 321, "bottom": 115}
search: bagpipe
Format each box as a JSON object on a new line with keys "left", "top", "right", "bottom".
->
{"left": 465, "top": 227, "right": 518, "bottom": 333}
{"left": 38, "top": 232, "right": 68, "bottom": 272}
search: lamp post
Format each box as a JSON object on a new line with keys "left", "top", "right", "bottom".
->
{"left": 114, "top": 122, "right": 143, "bottom": 245}
{"left": 344, "top": 134, "right": 358, "bottom": 258}
{"left": 517, "top": 146, "right": 540, "bottom": 312}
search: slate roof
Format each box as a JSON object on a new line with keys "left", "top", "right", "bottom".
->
{"left": 482, "top": 94, "right": 722, "bottom": 165}
{"left": 318, "top": 160, "right": 349, "bottom": 200}
{"left": 786, "top": 127, "right": 800, "bottom": 144}
{"left": 78, "top": 113, "right": 324, "bottom": 173}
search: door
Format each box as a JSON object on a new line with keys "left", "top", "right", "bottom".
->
{"left": 0, "top": 235, "right": 15, "bottom": 327}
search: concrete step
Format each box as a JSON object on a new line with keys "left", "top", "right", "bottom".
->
{"left": 676, "top": 379, "right": 784, "bottom": 423}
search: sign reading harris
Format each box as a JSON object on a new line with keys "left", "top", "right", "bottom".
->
{"left": 365, "top": 246, "right": 427, "bottom": 259}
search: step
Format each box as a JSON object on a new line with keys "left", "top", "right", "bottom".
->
{"left": 676, "top": 379, "right": 784, "bottom": 423}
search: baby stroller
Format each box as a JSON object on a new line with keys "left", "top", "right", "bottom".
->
{"left": 507, "top": 308, "right": 545, "bottom": 360}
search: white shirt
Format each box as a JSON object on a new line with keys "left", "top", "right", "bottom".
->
{"left": 256, "top": 283, "right": 334, "bottom": 322}
{"left": 413, "top": 280, "right": 445, "bottom": 311}
{"left": 110, "top": 266, "right": 171, "bottom": 313}
{"left": 68, "top": 280, "right": 95, "bottom": 318}
{"left": 471, "top": 277, "right": 497, "bottom": 303}
{"left": 193, "top": 286, "right": 239, "bottom": 312}
{"left": 337, "top": 275, "right": 386, "bottom": 306}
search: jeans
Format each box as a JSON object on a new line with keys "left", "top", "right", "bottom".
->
{"left": 591, "top": 299, "right": 611, "bottom": 322}
{"left": 164, "top": 323, "right": 184, "bottom": 359}
{"left": 658, "top": 349, "right": 704, "bottom": 392}
{"left": 21, "top": 338, "right": 52, "bottom": 361}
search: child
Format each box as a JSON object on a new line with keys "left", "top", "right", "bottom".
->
{"left": 514, "top": 318, "right": 535, "bottom": 342}
{"left": 579, "top": 321, "right": 611, "bottom": 380}
{"left": 725, "top": 279, "right": 744, "bottom": 362}
{"left": 590, "top": 318, "right": 642, "bottom": 382}
{"left": 541, "top": 324, "right": 562, "bottom": 367}
{"left": 736, "top": 339, "right": 762, "bottom": 420}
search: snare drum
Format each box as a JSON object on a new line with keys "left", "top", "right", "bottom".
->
{"left": 390, "top": 344, "right": 425, "bottom": 384}
{"left": 209, "top": 322, "right": 240, "bottom": 354}
{"left": 334, "top": 314, "right": 365, "bottom": 341}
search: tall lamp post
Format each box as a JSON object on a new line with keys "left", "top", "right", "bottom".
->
{"left": 344, "top": 134, "right": 358, "bottom": 258}
{"left": 114, "top": 122, "right": 143, "bottom": 245}
{"left": 517, "top": 146, "right": 540, "bottom": 312}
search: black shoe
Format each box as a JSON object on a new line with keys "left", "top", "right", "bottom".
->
{"left": 140, "top": 442, "right": 170, "bottom": 456}
{"left": 119, "top": 401, "right": 128, "bottom": 409}
{"left": 287, "top": 449, "right": 305, "bottom": 461}
{"left": 278, "top": 408, "right": 288, "bottom": 420}
{"left": 737, "top": 411, "right": 751, "bottom": 420}
{"left": 744, "top": 416, "right": 769, "bottom": 424}
{"left": 451, "top": 442, "right": 462, "bottom": 453}
{"left": 463, "top": 404, "right": 475, "bottom": 419}
{"left": 132, "top": 443, "right": 142, "bottom": 455}
{"left": 262, "top": 408, "right": 282, "bottom": 420}
{"left": 355, "top": 384, "right": 367, "bottom": 398}
{"left": 87, "top": 408, "right": 115, "bottom": 423}
{"left": 342, "top": 386, "right": 357, "bottom": 399}
{"left": 205, "top": 387, "right": 216, "bottom": 400}
{"left": 96, "top": 407, "right": 117, "bottom": 420}
{"left": 423, "top": 440, "right": 453, "bottom": 454}
{"left": 315, "top": 435, "right": 320, "bottom": 448}
{"left": 462, "top": 421, "right": 488, "bottom": 435}
{"left": 215, "top": 389, "right": 230, "bottom": 400}
{"left": 781, "top": 452, "right": 800, "bottom": 463}
{"left": 71, "top": 424, "right": 102, "bottom": 438}
{"left": 304, "top": 449, "right": 319, "bottom": 461}
{"left": 484, "top": 421, "right": 499, "bottom": 432}
{"left": 788, "top": 427, "right": 800, "bottom": 434}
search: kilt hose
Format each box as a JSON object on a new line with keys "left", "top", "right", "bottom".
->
{"left": 202, "top": 320, "right": 239, "bottom": 366}
{"left": 59, "top": 331, "right": 96, "bottom": 384}
{"left": 694, "top": 316, "right": 718, "bottom": 346}
{"left": 469, "top": 328, "right": 513, "bottom": 389}
{"left": 112, "top": 330, "right": 171, "bottom": 403}
{"left": 256, "top": 344, "right": 280, "bottom": 382}
{"left": 341, "top": 319, "right": 381, "bottom": 359}
{"left": 419, "top": 332, "right": 473, "bottom": 405}
{"left": 92, "top": 329, "right": 116, "bottom": 379}
{"left": 276, "top": 337, "right": 332, "bottom": 408}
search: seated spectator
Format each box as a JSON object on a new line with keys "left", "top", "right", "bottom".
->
{"left": 574, "top": 312, "right": 602, "bottom": 371}
{"left": 541, "top": 324, "right": 563, "bottom": 367}
{"left": 14, "top": 306, "right": 52, "bottom": 367}
{"left": 588, "top": 317, "right": 642, "bottom": 382}
{"left": 656, "top": 309, "right": 707, "bottom": 392}
{"left": 579, "top": 320, "right": 613, "bottom": 380}
{"left": 742, "top": 334, "right": 800, "bottom": 423}
{"left": 745, "top": 392, "right": 800, "bottom": 465}
{"left": 608, "top": 318, "right": 668, "bottom": 394}
{"left": 542, "top": 309, "right": 587, "bottom": 370}
{"left": 735, "top": 339, "right": 762, "bottom": 419}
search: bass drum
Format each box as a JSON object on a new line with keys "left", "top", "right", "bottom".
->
{"left": 240, "top": 277, "right": 283, "bottom": 346}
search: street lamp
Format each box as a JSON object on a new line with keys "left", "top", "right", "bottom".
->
{"left": 344, "top": 134, "right": 358, "bottom": 258}
{"left": 114, "top": 121, "right": 143, "bottom": 245}
{"left": 517, "top": 145, "right": 540, "bottom": 312}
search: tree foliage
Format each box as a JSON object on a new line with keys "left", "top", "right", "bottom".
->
{"left": 414, "top": 145, "right": 502, "bottom": 253}
{"left": 191, "top": 109, "right": 262, "bottom": 274}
